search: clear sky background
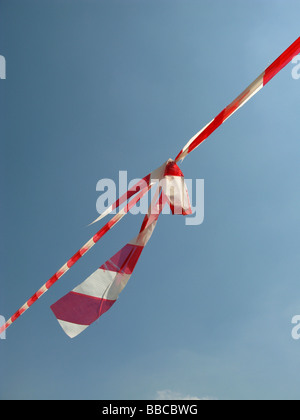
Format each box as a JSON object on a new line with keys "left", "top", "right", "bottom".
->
{"left": 1, "top": 0, "right": 300, "bottom": 400}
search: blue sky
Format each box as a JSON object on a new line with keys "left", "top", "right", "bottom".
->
{"left": 1, "top": 0, "right": 300, "bottom": 400}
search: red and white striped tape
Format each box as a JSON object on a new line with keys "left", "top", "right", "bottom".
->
{"left": 50, "top": 160, "right": 191, "bottom": 337}
{"left": 1, "top": 37, "right": 299, "bottom": 336}
{"left": 0, "top": 183, "right": 153, "bottom": 334}
{"left": 0, "top": 160, "right": 183, "bottom": 335}
{"left": 51, "top": 193, "right": 166, "bottom": 337}
{"left": 175, "top": 37, "right": 300, "bottom": 162}
{"left": 0, "top": 166, "right": 161, "bottom": 335}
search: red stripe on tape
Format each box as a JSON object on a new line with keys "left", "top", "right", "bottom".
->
{"left": 51, "top": 292, "right": 115, "bottom": 325}
{"left": 263, "top": 37, "right": 300, "bottom": 85}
